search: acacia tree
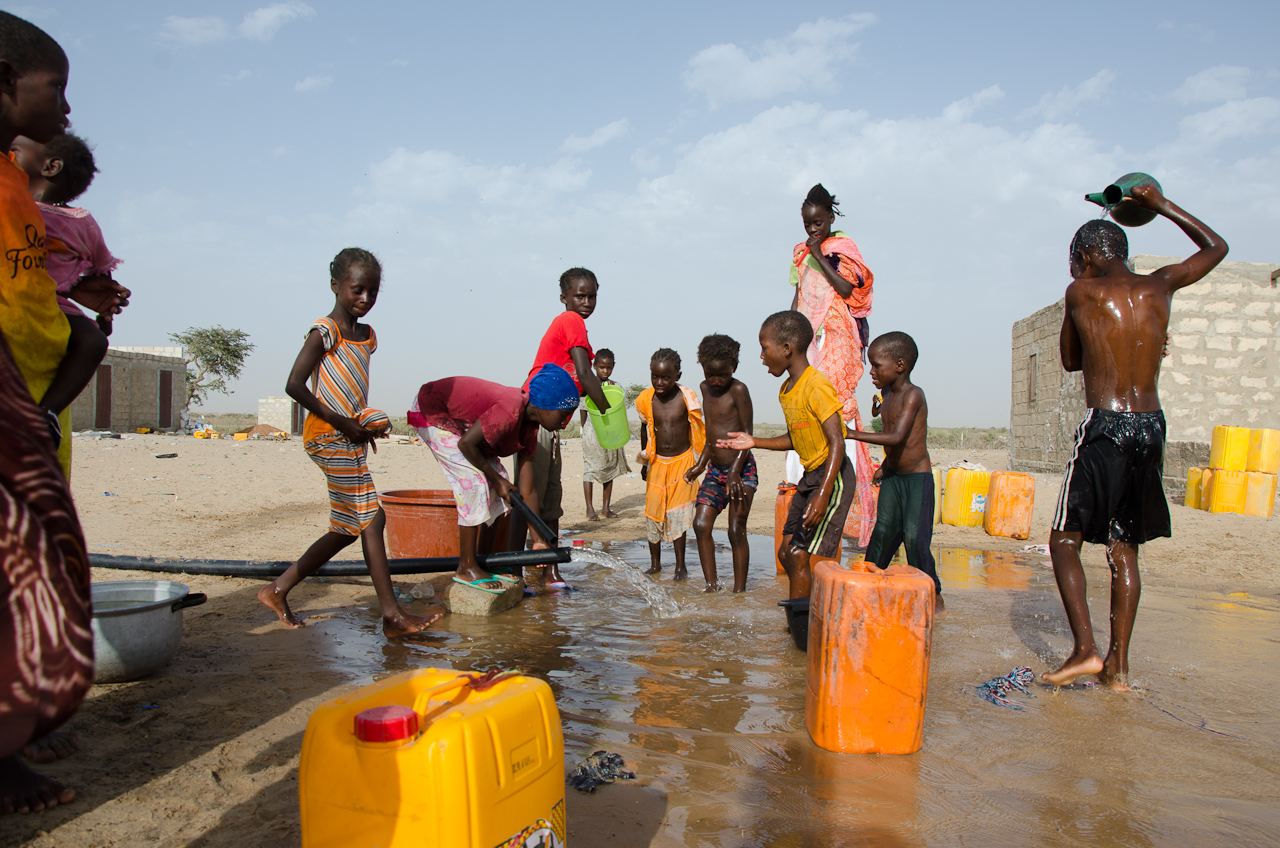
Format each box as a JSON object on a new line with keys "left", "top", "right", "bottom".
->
{"left": 624, "top": 383, "right": 646, "bottom": 407}
{"left": 168, "top": 326, "right": 255, "bottom": 412}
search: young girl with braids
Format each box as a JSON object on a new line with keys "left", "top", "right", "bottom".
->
{"left": 258, "top": 248, "right": 437, "bottom": 638}
{"left": 788, "top": 183, "right": 877, "bottom": 547}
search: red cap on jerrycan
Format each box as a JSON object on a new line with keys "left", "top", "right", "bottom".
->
{"left": 354, "top": 705, "right": 419, "bottom": 742}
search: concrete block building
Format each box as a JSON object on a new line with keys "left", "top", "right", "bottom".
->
{"left": 1009, "top": 256, "right": 1280, "bottom": 496}
{"left": 258, "top": 396, "right": 304, "bottom": 435}
{"left": 69, "top": 347, "right": 186, "bottom": 432}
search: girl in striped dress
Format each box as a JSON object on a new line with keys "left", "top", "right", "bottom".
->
{"left": 258, "top": 248, "right": 437, "bottom": 638}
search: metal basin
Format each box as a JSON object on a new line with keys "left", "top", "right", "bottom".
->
{"left": 91, "top": 580, "right": 207, "bottom": 683}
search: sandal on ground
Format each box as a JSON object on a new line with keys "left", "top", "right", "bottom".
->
{"left": 452, "top": 576, "right": 505, "bottom": 595}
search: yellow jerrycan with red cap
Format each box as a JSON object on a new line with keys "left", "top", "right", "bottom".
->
{"left": 300, "top": 668, "right": 566, "bottom": 848}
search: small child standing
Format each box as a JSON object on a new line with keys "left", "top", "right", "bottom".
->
{"left": 258, "top": 248, "right": 435, "bottom": 638}
{"left": 684, "top": 334, "right": 756, "bottom": 592}
{"left": 637, "top": 348, "right": 705, "bottom": 580}
{"left": 580, "top": 348, "right": 629, "bottom": 520}
{"left": 719, "top": 311, "right": 855, "bottom": 599}
{"left": 845, "top": 332, "right": 943, "bottom": 609}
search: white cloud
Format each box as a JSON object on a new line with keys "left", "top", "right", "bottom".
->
{"left": 942, "top": 85, "right": 1004, "bottom": 121}
{"left": 239, "top": 1, "right": 315, "bottom": 41}
{"left": 159, "top": 2, "right": 313, "bottom": 46}
{"left": 160, "top": 15, "right": 231, "bottom": 45}
{"left": 221, "top": 69, "right": 252, "bottom": 83}
{"left": 1176, "top": 97, "right": 1280, "bottom": 147}
{"left": 684, "top": 13, "right": 875, "bottom": 107}
{"left": 1172, "top": 65, "right": 1250, "bottom": 105}
{"left": 294, "top": 75, "right": 332, "bottom": 93}
{"left": 1023, "top": 70, "right": 1116, "bottom": 121}
{"left": 363, "top": 149, "right": 590, "bottom": 207}
{"left": 561, "top": 119, "right": 630, "bottom": 154}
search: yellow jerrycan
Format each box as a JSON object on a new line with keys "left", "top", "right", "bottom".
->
{"left": 300, "top": 668, "right": 567, "bottom": 848}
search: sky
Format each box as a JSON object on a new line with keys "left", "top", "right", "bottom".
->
{"left": 7, "top": 1, "right": 1279, "bottom": 426}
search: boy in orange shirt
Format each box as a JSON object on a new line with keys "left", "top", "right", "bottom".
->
{"left": 720, "top": 311, "right": 855, "bottom": 599}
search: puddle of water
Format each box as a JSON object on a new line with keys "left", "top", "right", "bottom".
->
{"left": 303, "top": 535, "right": 1280, "bottom": 847}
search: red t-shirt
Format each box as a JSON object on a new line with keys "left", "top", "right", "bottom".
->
{"left": 412, "top": 377, "right": 538, "bottom": 458}
{"left": 523, "top": 310, "right": 592, "bottom": 393}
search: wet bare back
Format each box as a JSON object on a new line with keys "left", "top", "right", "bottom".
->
{"left": 1060, "top": 185, "right": 1229, "bottom": 411}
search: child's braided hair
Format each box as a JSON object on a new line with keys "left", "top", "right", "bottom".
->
{"left": 330, "top": 247, "right": 381, "bottom": 283}
{"left": 804, "top": 183, "right": 843, "bottom": 217}
{"left": 559, "top": 267, "right": 598, "bottom": 294}
{"left": 651, "top": 348, "right": 680, "bottom": 370}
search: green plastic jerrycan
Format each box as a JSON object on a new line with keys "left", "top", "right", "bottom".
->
{"left": 1084, "top": 172, "right": 1162, "bottom": 227}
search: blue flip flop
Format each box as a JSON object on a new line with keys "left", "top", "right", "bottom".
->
{"left": 452, "top": 576, "right": 505, "bottom": 595}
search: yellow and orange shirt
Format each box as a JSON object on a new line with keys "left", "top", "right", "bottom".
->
{"left": 780, "top": 366, "right": 846, "bottom": 471}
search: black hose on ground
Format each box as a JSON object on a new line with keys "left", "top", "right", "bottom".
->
{"left": 89, "top": 547, "right": 572, "bottom": 578}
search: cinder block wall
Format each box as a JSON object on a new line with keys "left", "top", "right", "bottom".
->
{"left": 1009, "top": 256, "right": 1280, "bottom": 497}
{"left": 70, "top": 349, "right": 186, "bottom": 432}
{"left": 258, "top": 396, "right": 293, "bottom": 432}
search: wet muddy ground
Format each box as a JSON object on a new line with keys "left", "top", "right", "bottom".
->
{"left": 4, "top": 534, "right": 1278, "bottom": 846}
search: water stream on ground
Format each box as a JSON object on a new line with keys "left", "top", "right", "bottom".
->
{"left": 303, "top": 533, "right": 1280, "bottom": 846}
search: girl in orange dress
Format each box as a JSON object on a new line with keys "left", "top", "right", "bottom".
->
{"left": 790, "top": 184, "right": 876, "bottom": 547}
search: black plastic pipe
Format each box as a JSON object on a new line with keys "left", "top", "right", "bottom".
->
{"left": 89, "top": 547, "right": 571, "bottom": 578}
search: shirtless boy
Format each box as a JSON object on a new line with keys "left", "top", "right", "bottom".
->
{"left": 637, "top": 348, "right": 705, "bottom": 580}
{"left": 685, "top": 334, "right": 756, "bottom": 592}
{"left": 1042, "top": 184, "right": 1227, "bottom": 690}
{"left": 846, "top": 332, "right": 943, "bottom": 609}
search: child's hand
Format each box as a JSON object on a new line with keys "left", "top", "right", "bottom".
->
{"left": 1163, "top": 332, "right": 1171, "bottom": 358}
{"left": 1128, "top": 182, "right": 1168, "bottom": 211}
{"left": 683, "top": 467, "right": 700, "bottom": 484}
{"left": 335, "top": 416, "right": 371, "bottom": 445}
{"left": 495, "top": 478, "right": 514, "bottom": 504}
{"left": 802, "top": 490, "right": 831, "bottom": 529}
{"left": 872, "top": 465, "right": 883, "bottom": 484}
{"left": 806, "top": 232, "right": 825, "bottom": 255}
{"left": 69, "top": 275, "right": 131, "bottom": 316}
{"left": 640, "top": 465, "right": 648, "bottom": 482}
{"left": 871, "top": 392, "right": 882, "bottom": 418}
{"left": 717, "top": 431, "right": 755, "bottom": 451}
{"left": 727, "top": 471, "right": 746, "bottom": 503}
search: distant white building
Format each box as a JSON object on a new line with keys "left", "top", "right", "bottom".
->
{"left": 258, "top": 396, "right": 304, "bottom": 434}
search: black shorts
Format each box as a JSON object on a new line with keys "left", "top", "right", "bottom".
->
{"left": 1052, "top": 409, "right": 1171, "bottom": 545}
{"left": 783, "top": 456, "right": 855, "bottom": 558}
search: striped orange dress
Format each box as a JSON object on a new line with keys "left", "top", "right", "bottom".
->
{"left": 302, "top": 317, "right": 391, "bottom": 536}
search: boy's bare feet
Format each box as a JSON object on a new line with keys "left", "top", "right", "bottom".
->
{"left": 586, "top": 509, "right": 600, "bottom": 521}
{"left": 644, "top": 564, "right": 661, "bottom": 575}
{"left": 1098, "top": 657, "right": 1131, "bottom": 691}
{"left": 934, "top": 595, "right": 947, "bottom": 617}
{"left": 703, "top": 582, "right": 722, "bottom": 593}
{"left": 602, "top": 509, "right": 619, "bottom": 518}
{"left": 382, "top": 610, "right": 443, "bottom": 639}
{"left": 0, "top": 756, "right": 74, "bottom": 814}
{"left": 258, "top": 583, "right": 305, "bottom": 628}
{"left": 21, "top": 730, "right": 78, "bottom": 764}
{"left": 673, "top": 567, "right": 688, "bottom": 582}
{"left": 455, "top": 565, "right": 502, "bottom": 591}
{"left": 1040, "top": 650, "right": 1104, "bottom": 687}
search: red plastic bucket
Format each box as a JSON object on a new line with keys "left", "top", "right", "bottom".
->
{"left": 378, "top": 489, "right": 509, "bottom": 558}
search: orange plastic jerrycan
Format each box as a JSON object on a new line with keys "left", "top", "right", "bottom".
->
{"left": 300, "top": 668, "right": 566, "bottom": 848}
{"left": 983, "top": 471, "right": 1036, "bottom": 539}
{"left": 774, "top": 483, "right": 796, "bottom": 574}
{"left": 806, "top": 560, "right": 935, "bottom": 754}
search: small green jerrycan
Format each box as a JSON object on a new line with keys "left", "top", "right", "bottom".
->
{"left": 1085, "top": 172, "right": 1162, "bottom": 227}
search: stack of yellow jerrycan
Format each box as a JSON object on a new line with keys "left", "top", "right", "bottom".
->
{"left": 299, "top": 668, "right": 566, "bottom": 848}
{"left": 1185, "top": 426, "right": 1279, "bottom": 518}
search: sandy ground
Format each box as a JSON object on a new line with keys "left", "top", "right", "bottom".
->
{"left": 2, "top": 431, "right": 1276, "bottom": 846}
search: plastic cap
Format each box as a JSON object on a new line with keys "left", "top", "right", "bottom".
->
{"left": 354, "top": 705, "right": 419, "bottom": 742}
{"left": 572, "top": 539, "right": 585, "bottom": 547}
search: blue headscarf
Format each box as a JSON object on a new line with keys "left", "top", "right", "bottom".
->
{"left": 528, "top": 364, "right": 580, "bottom": 410}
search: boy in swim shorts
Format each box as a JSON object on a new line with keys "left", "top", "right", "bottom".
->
{"left": 1042, "top": 184, "right": 1227, "bottom": 690}
{"left": 685, "top": 334, "right": 757, "bottom": 592}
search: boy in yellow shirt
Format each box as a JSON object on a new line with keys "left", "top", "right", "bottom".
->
{"left": 719, "top": 311, "right": 855, "bottom": 598}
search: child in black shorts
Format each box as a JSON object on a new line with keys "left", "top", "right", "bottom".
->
{"left": 718, "top": 311, "right": 855, "bottom": 599}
